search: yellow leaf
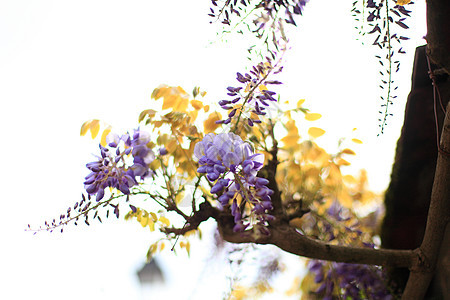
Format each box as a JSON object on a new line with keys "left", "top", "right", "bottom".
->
{"left": 176, "top": 86, "right": 187, "bottom": 94}
{"left": 100, "top": 126, "right": 112, "bottom": 146}
{"left": 174, "top": 96, "right": 189, "bottom": 112}
{"left": 337, "top": 158, "right": 351, "bottom": 166}
{"left": 157, "top": 134, "right": 169, "bottom": 145}
{"left": 140, "top": 213, "right": 148, "bottom": 227}
{"left": 80, "top": 120, "right": 91, "bottom": 136}
{"left": 259, "top": 84, "right": 267, "bottom": 91}
{"left": 136, "top": 211, "right": 142, "bottom": 223}
{"left": 396, "top": 0, "right": 411, "bottom": 5}
{"left": 151, "top": 84, "right": 169, "bottom": 99}
{"left": 184, "top": 230, "right": 196, "bottom": 237}
{"left": 203, "top": 112, "right": 222, "bottom": 133}
{"left": 185, "top": 241, "right": 191, "bottom": 256}
{"left": 200, "top": 91, "right": 207, "bottom": 97}
{"left": 187, "top": 110, "right": 198, "bottom": 122}
{"left": 328, "top": 163, "right": 342, "bottom": 181}
{"left": 190, "top": 99, "right": 203, "bottom": 110}
{"left": 148, "top": 219, "right": 155, "bottom": 231}
{"left": 159, "top": 216, "right": 170, "bottom": 227}
{"left": 230, "top": 287, "right": 246, "bottom": 300}
{"left": 147, "top": 243, "right": 157, "bottom": 261}
{"left": 281, "top": 135, "right": 299, "bottom": 148}
{"left": 166, "top": 139, "right": 178, "bottom": 153}
{"left": 162, "top": 93, "right": 178, "bottom": 110}
{"left": 203, "top": 105, "right": 210, "bottom": 112}
{"left": 300, "top": 274, "right": 319, "bottom": 296}
{"left": 150, "top": 212, "right": 158, "bottom": 222}
{"left": 343, "top": 174, "right": 357, "bottom": 184}
{"left": 342, "top": 148, "right": 356, "bottom": 155}
{"left": 308, "top": 127, "right": 325, "bottom": 138}
{"left": 192, "top": 86, "right": 200, "bottom": 98}
{"left": 338, "top": 189, "right": 353, "bottom": 208}
{"left": 138, "top": 109, "right": 156, "bottom": 123}
{"left": 175, "top": 191, "right": 185, "bottom": 205}
{"left": 286, "top": 277, "right": 301, "bottom": 297}
{"left": 159, "top": 242, "right": 165, "bottom": 252}
{"left": 149, "top": 159, "right": 160, "bottom": 170}
{"left": 297, "top": 99, "right": 305, "bottom": 108}
{"left": 352, "top": 138, "right": 363, "bottom": 144}
{"left": 153, "top": 120, "right": 163, "bottom": 127}
{"left": 304, "top": 113, "right": 322, "bottom": 121}
{"left": 252, "top": 126, "right": 263, "bottom": 140}
{"left": 90, "top": 120, "right": 100, "bottom": 139}
{"left": 281, "top": 120, "right": 300, "bottom": 148}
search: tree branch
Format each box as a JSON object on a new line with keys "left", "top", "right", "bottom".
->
{"left": 166, "top": 200, "right": 417, "bottom": 268}
{"left": 216, "top": 218, "right": 416, "bottom": 268}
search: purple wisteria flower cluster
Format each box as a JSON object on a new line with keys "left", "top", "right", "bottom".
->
{"left": 208, "top": 0, "right": 309, "bottom": 28}
{"left": 257, "top": 0, "right": 309, "bottom": 26}
{"left": 217, "top": 61, "right": 282, "bottom": 127}
{"left": 194, "top": 132, "right": 274, "bottom": 232}
{"left": 308, "top": 260, "right": 392, "bottom": 299}
{"left": 303, "top": 201, "right": 391, "bottom": 299}
{"left": 84, "top": 130, "right": 155, "bottom": 201}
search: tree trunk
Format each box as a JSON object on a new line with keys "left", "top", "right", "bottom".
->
{"left": 382, "top": 0, "right": 450, "bottom": 295}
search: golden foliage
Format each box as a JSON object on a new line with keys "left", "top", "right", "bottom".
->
{"left": 203, "top": 112, "right": 222, "bottom": 133}
{"left": 100, "top": 126, "right": 111, "bottom": 146}
{"left": 281, "top": 120, "right": 300, "bottom": 150}
{"left": 308, "top": 127, "right": 326, "bottom": 138}
{"left": 80, "top": 119, "right": 112, "bottom": 146}
{"left": 396, "top": 0, "right": 411, "bottom": 5}
{"left": 304, "top": 113, "right": 322, "bottom": 121}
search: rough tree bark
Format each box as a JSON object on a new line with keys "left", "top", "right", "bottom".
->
{"left": 381, "top": 0, "right": 450, "bottom": 297}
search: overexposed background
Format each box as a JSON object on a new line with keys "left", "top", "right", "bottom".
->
{"left": 0, "top": 0, "right": 426, "bottom": 299}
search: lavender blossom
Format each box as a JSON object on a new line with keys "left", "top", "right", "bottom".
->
{"left": 194, "top": 132, "right": 274, "bottom": 232}
{"left": 84, "top": 129, "right": 155, "bottom": 201}
{"left": 307, "top": 260, "right": 392, "bottom": 299}
{"left": 216, "top": 61, "right": 282, "bottom": 126}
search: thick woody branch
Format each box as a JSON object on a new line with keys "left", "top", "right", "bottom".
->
{"left": 402, "top": 102, "right": 450, "bottom": 299}
{"left": 217, "top": 218, "right": 416, "bottom": 268}
{"left": 167, "top": 201, "right": 416, "bottom": 268}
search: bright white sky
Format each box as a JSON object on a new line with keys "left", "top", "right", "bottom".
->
{"left": 0, "top": 0, "right": 426, "bottom": 299}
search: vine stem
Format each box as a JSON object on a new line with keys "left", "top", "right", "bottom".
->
{"left": 233, "top": 56, "right": 284, "bottom": 133}
{"left": 380, "top": 0, "right": 393, "bottom": 134}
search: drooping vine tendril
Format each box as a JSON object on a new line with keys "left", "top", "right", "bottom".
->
{"left": 352, "top": 0, "right": 413, "bottom": 134}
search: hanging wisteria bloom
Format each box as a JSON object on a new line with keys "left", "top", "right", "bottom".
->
{"left": 308, "top": 260, "right": 392, "bottom": 299}
{"left": 216, "top": 61, "right": 282, "bottom": 127}
{"left": 194, "top": 132, "right": 274, "bottom": 233}
{"left": 84, "top": 129, "right": 155, "bottom": 201}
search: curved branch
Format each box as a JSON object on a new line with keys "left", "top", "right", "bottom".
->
{"left": 166, "top": 200, "right": 417, "bottom": 268}
{"left": 217, "top": 218, "right": 416, "bottom": 268}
